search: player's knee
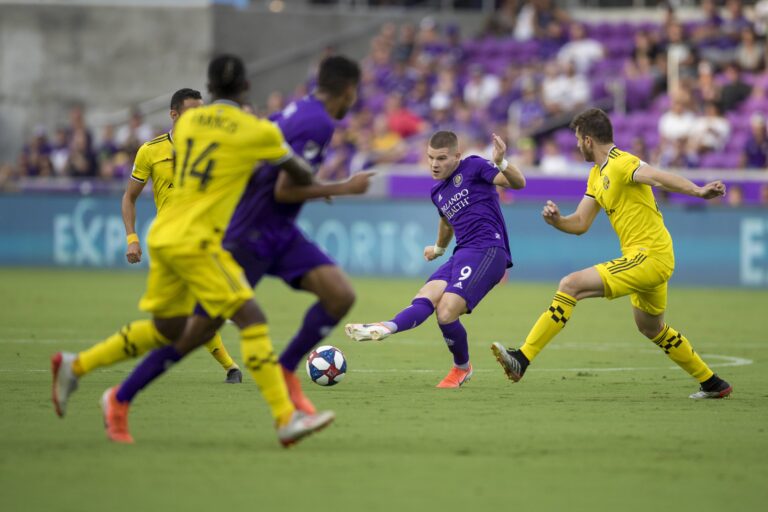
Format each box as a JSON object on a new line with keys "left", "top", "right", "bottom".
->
{"left": 558, "top": 274, "right": 580, "bottom": 296}
{"left": 153, "top": 317, "right": 185, "bottom": 342}
{"left": 637, "top": 320, "right": 664, "bottom": 339}
{"left": 323, "top": 287, "right": 355, "bottom": 318}
{"left": 435, "top": 303, "right": 459, "bottom": 324}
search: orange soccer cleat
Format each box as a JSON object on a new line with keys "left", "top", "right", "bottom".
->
{"left": 282, "top": 366, "right": 317, "bottom": 415}
{"left": 99, "top": 386, "right": 134, "bottom": 444}
{"left": 436, "top": 364, "right": 473, "bottom": 388}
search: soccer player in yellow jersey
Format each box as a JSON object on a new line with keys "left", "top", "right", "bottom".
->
{"left": 99, "top": 54, "right": 334, "bottom": 446}
{"left": 50, "top": 89, "right": 242, "bottom": 419}
{"left": 491, "top": 108, "right": 733, "bottom": 399}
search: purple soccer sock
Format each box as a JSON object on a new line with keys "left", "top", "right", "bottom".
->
{"left": 279, "top": 302, "right": 339, "bottom": 372}
{"left": 438, "top": 319, "right": 469, "bottom": 367}
{"left": 390, "top": 297, "right": 435, "bottom": 333}
{"left": 115, "top": 345, "right": 182, "bottom": 403}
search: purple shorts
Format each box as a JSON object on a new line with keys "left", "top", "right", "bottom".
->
{"left": 427, "top": 246, "right": 508, "bottom": 313}
{"left": 225, "top": 227, "right": 335, "bottom": 290}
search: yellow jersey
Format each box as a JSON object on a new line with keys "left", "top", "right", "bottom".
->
{"left": 130, "top": 133, "right": 175, "bottom": 212}
{"left": 585, "top": 147, "right": 674, "bottom": 264}
{"left": 147, "top": 100, "right": 291, "bottom": 248}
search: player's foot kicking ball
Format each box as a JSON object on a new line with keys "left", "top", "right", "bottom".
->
{"left": 100, "top": 386, "right": 133, "bottom": 444}
{"left": 277, "top": 410, "right": 335, "bottom": 448}
{"left": 490, "top": 342, "right": 529, "bottom": 382}
{"left": 282, "top": 366, "right": 316, "bottom": 414}
{"left": 51, "top": 352, "right": 79, "bottom": 418}
{"left": 689, "top": 374, "right": 733, "bottom": 399}
{"left": 436, "top": 364, "right": 473, "bottom": 388}
{"left": 224, "top": 368, "right": 243, "bottom": 384}
{"left": 344, "top": 323, "right": 392, "bottom": 341}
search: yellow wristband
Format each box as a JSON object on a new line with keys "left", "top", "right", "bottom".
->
{"left": 126, "top": 233, "right": 140, "bottom": 245}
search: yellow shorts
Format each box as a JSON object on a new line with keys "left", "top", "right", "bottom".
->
{"left": 139, "top": 243, "right": 253, "bottom": 319}
{"left": 594, "top": 250, "right": 674, "bottom": 316}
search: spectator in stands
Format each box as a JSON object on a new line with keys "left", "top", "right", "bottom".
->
{"left": 742, "top": 113, "right": 768, "bottom": 169}
{"left": 115, "top": 107, "right": 153, "bottom": 156}
{"left": 405, "top": 78, "right": 432, "bottom": 120}
{"left": 539, "top": 138, "right": 570, "bottom": 175}
{"left": 371, "top": 113, "right": 405, "bottom": 160}
{"left": 557, "top": 22, "right": 604, "bottom": 74}
{"left": 735, "top": 27, "right": 764, "bottom": 72}
{"left": 19, "top": 127, "right": 52, "bottom": 177}
{"left": 726, "top": 184, "right": 744, "bottom": 207}
{"left": 720, "top": 0, "right": 752, "bottom": 46}
{"left": 658, "top": 88, "right": 697, "bottom": 165}
{"left": 463, "top": 64, "right": 501, "bottom": 109}
{"left": 487, "top": 69, "right": 519, "bottom": 123}
{"left": 393, "top": 23, "right": 417, "bottom": 63}
{"left": 385, "top": 93, "right": 424, "bottom": 138}
{"left": 542, "top": 61, "right": 589, "bottom": 116}
{"left": 66, "top": 104, "right": 93, "bottom": 153}
{"left": 688, "top": 101, "right": 731, "bottom": 162}
{"left": 508, "top": 77, "right": 545, "bottom": 138}
{"left": 694, "top": 60, "right": 721, "bottom": 104}
{"left": 513, "top": 0, "right": 568, "bottom": 42}
{"left": 719, "top": 62, "right": 752, "bottom": 112}
{"left": 65, "top": 129, "right": 97, "bottom": 178}
{"left": 692, "top": 0, "right": 723, "bottom": 45}
{"left": 49, "top": 127, "right": 70, "bottom": 176}
{"left": 510, "top": 136, "right": 537, "bottom": 167}
{"left": 97, "top": 125, "right": 120, "bottom": 179}
{"left": 754, "top": 0, "right": 768, "bottom": 37}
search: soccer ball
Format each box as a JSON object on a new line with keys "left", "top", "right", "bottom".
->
{"left": 306, "top": 345, "right": 347, "bottom": 386}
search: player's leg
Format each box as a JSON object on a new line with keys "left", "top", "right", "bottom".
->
{"left": 345, "top": 257, "right": 452, "bottom": 342}
{"left": 277, "top": 264, "right": 354, "bottom": 413}
{"left": 189, "top": 303, "right": 241, "bottom": 383}
{"left": 434, "top": 292, "right": 473, "bottom": 388}
{"left": 345, "top": 279, "right": 444, "bottom": 341}
{"left": 492, "top": 266, "right": 603, "bottom": 382}
{"left": 631, "top": 292, "right": 732, "bottom": 399}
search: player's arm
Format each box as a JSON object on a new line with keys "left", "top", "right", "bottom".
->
{"left": 274, "top": 170, "right": 374, "bottom": 203}
{"left": 424, "top": 216, "right": 454, "bottom": 261}
{"left": 633, "top": 163, "right": 726, "bottom": 199}
{"left": 489, "top": 133, "right": 526, "bottom": 189}
{"left": 275, "top": 154, "right": 314, "bottom": 186}
{"left": 122, "top": 179, "right": 146, "bottom": 264}
{"left": 542, "top": 196, "right": 601, "bottom": 235}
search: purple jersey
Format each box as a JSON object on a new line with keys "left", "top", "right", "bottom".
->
{"left": 225, "top": 95, "right": 335, "bottom": 247}
{"left": 431, "top": 155, "right": 512, "bottom": 266}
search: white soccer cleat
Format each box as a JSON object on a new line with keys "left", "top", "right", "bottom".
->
{"left": 51, "top": 352, "right": 79, "bottom": 418}
{"left": 277, "top": 410, "right": 335, "bottom": 447}
{"left": 344, "top": 323, "right": 392, "bottom": 342}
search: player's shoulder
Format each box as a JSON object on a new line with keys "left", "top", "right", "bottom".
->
{"left": 607, "top": 147, "right": 641, "bottom": 171}
{"left": 461, "top": 155, "right": 494, "bottom": 170}
{"left": 137, "top": 133, "right": 172, "bottom": 159}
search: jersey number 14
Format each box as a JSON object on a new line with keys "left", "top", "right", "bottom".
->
{"left": 178, "top": 139, "right": 218, "bottom": 190}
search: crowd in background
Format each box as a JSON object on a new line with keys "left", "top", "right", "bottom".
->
{"left": 5, "top": 0, "right": 768, "bottom": 205}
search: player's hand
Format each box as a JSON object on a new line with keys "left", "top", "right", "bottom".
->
{"left": 491, "top": 133, "right": 507, "bottom": 167}
{"left": 541, "top": 200, "right": 561, "bottom": 226}
{"left": 424, "top": 245, "right": 439, "bottom": 261}
{"left": 126, "top": 242, "right": 142, "bottom": 264}
{"left": 345, "top": 171, "right": 375, "bottom": 195}
{"left": 696, "top": 180, "right": 726, "bottom": 200}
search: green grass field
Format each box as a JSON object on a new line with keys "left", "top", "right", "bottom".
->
{"left": 1, "top": 268, "right": 766, "bottom": 512}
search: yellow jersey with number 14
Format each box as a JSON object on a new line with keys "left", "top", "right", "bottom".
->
{"left": 147, "top": 101, "right": 291, "bottom": 248}
{"left": 130, "top": 133, "right": 175, "bottom": 212}
{"left": 585, "top": 147, "right": 674, "bottom": 266}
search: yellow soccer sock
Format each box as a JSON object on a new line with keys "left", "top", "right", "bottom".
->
{"left": 520, "top": 291, "right": 577, "bottom": 362}
{"left": 76, "top": 320, "right": 170, "bottom": 376}
{"left": 650, "top": 324, "right": 714, "bottom": 382}
{"left": 240, "top": 324, "right": 294, "bottom": 424}
{"left": 204, "top": 334, "right": 239, "bottom": 371}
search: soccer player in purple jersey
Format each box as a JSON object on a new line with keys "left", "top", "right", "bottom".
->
{"left": 345, "top": 131, "right": 526, "bottom": 388}
{"left": 223, "top": 55, "right": 372, "bottom": 412}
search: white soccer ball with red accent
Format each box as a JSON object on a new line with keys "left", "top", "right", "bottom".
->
{"left": 306, "top": 345, "right": 347, "bottom": 386}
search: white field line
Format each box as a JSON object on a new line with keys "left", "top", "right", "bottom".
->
{"left": 0, "top": 354, "right": 753, "bottom": 374}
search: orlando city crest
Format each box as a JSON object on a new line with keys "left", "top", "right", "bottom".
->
{"left": 602, "top": 175, "right": 610, "bottom": 190}
{"left": 453, "top": 174, "right": 463, "bottom": 187}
